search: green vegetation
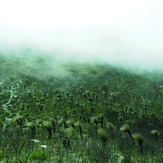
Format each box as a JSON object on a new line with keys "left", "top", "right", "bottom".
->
{"left": 0, "top": 54, "right": 163, "bottom": 162}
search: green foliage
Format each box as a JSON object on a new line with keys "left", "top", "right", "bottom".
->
{"left": 74, "top": 121, "right": 82, "bottom": 128}
{"left": 29, "top": 150, "right": 48, "bottom": 161}
{"left": 106, "top": 122, "right": 115, "bottom": 130}
{"left": 0, "top": 58, "right": 163, "bottom": 162}
{"left": 132, "top": 133, "right": 144, "bottom": 142}
{"left": 0, "top": 150, "right": 5, "bottom": 160}
{"left": 151, "top": 130, "right": 160, "bottom": 136}
{"left": 65, "top": 127, "right": 74, "bottom": 138}
{"left": 26, "top": 122, "right": 35, "bottom": 127}
{"left": 120, "top": 124, "right": 130, "bottom": 133}
{"left": 132, "top": 132, "right": 144, "bottom": 153}
{"left": 97, "top": 128, "right": 107, "bottom": 138}
{"left": 90, "top": 116, "right": 99, "bottom": 125}
{"left": 12, "top": 115, "right": 23, "bottom": 126}
{"left": 43, "top": 121, "right": 53, "bottom": 129}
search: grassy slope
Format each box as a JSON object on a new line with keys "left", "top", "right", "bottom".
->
{"left": 0, "top": 54, "right": 163, "bottom": 162}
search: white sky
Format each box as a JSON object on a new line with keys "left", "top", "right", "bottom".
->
{"left": 0, "top": 0, "right": 155, "bottom": 27}
{"left": 0, "top": 0, "right": 163, "bottom": 72}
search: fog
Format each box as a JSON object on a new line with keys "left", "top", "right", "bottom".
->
{"left": 0, "top": 0, "right": 163, "bottom": 76}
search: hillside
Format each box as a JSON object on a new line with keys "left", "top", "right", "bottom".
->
{"left": 0, "top": 54, "right": 163, "bottom": 162}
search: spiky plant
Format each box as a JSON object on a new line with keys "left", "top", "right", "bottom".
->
{"left": 65, "top": 127, "right": 74, "bottom": 139}
{"left": 120, "top": 124, "right": 132, "bottom": 139}
{"left": 49, "top": 118, "right": 56, "bottom": 132}
{"left": 151, "top": 130, "right": 160, "bottom": 140}
{"left": 58, "top": 117, "right": 67, "bottom": 129}
{"left": 118, "top": 116, "right": 124, "bottom": 122}
{"left": 12, "top": 115, "right": 23, "bottom": 127}
{"left": 66, "top": 119, "right": 75, "bottom": 129}
{"left": 97, "top": 127, "right": 108, "bottom": 145}
{"left": 132, "top": 132, "right": 144, "bottom": 153}
{"left": 106, "top": 122, "right": 115, "bottom": 130}
{"left": 90, "top": 116, "right": 99, "bottom": 125}
{"left": 74, "top": 121, "right": 83, "bottom": 139}
{"left": 125, "top": 119, "right": 135, "bottom": 126}
{"left": 63, "top": 127, "right": 74, "bottom": 148}
{"left": 43, "top": 121, "right": 53, "bottom": 139}
{"left": 26, "top": 122, "right": 36, "bottom": 138}
{"left": 90, "top": 116, "right": 99, "bottom": 135}
{"left": 106, "top": 122, "right": 115, "bottom": 136}
{"left": 98, "top": 113, "right": 104, "bottom": 127}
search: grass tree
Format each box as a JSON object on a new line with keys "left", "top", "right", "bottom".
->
{"left": 120, "top": 124, "right": 132, "bottom": 139}
{"left": 98, "top": 113, "right": 104, "bottom": 127}
{"left": 90, "top": 116, "right": 99, "bottom": 136}
{"left": 97, "top": 127, "right": 108, "bottom": 146}
{"left": 12, "top": 115, "right": 23, "bottom": 129}
{"left": 106, "top": 122, "right": 115, "bottom": 137}
{"left": 132, "top": 132, "right": 144, "bottom": 153}
{"left": 49, "top": 118, "right": 56, "bottom": 133}
{"left": 26, "top": 122, "right": 36, "bottom": 138}
{"left": 43, "top": 121, "right": 53, "bottom": 139}
{"left": 63, "top": 127, "right": 74, "bottom": 148}
{"left": 106, "top": 122, "right": 115, "bottom": 130}
{"left": 66, "top": 119, "right": 75, "bottom": 129}
{"left": 151, "top": 130, "right": 160, "bottom": 140}
{"left": 74, "top": 121, "right": 83, "bottom": 139}
{"left": 58, "top": 117, "right": 67, "bottom": 129}
{"left": 90, "top": 116, "right": 99, "bottom": 126}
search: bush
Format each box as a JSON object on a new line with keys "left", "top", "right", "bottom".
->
{"left": 29, "top": 150, "right": 48, "bottom": 161}
{"left": 0, "top": 150, "right": 5, "bottom": 161}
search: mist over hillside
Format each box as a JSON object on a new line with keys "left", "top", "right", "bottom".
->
{"left": 0, "top": 0, "right": 163, "bottom": 78}
{"left": 0, "top": 0, "right": 163, "bottom": 77}
{"left": 0, "top": 25, "right": 163, "bottom": 74}
{"left": 0, "top": 1, "right": 163, "bottom": 162}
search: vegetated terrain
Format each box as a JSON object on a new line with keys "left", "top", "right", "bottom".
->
{"left": 0, "top": 54, "right": 163, "bottom": 163}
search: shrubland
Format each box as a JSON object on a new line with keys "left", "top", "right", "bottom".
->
{"left": 0, "top": 54, "right": 163, "bottom": 162}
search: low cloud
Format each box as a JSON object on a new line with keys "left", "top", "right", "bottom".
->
{"left": 0, "top": 25, "right": 163, "bottom": 78}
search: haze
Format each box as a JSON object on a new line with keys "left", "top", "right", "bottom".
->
{"left": 0, "top": 0, "right": 163, "bottom": 73}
